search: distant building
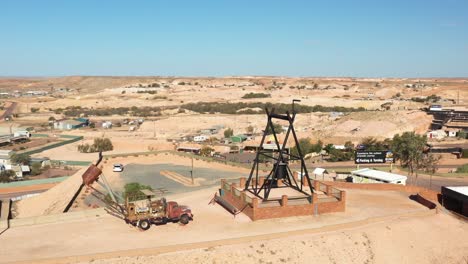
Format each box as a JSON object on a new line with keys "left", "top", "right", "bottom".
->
{"left": 230, "top": 134, "right": 248, "bottom": 143}
{"left": 0, "top": 150, "right": 14, "bottom": 166}
{"left": 427, "top": 130, "right": 447, "bottom": 140}
{"left": 25, "top": 91, "right": 48, "bottom": 96}
{"left": 351, "top": 168, "right": 407, "bottom": 185}
{"left": 429, "top": 105, "right": 443, "bottom": 112}
{"left": 54, "top": 118, "right": 89, "bottom": 130}
{"left": 193, "top": 135, "right": 208, "bottom": 142}
{"left": 102, "top": 121, "right": 113, "bottom": 129}
{"left": 176, "top": 146, "right": 201, "bottom": 154}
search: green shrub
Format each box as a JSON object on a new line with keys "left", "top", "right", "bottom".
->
{"left": 456, "top": 164, "right": 468, "bottom": 173}
{"left": 181, "top": 102, "right": 365, "bottom": 115}
{"left": 242, "top": 93, "right": 271, "bottom": 99}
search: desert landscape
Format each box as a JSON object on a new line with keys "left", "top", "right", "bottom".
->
{"left": 0, "top": 75, "right": 467, "bottom": 264}
{"left": 1, "top": 1, "right": 468, "bottom": 263}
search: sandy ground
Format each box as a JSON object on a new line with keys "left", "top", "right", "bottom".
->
{"left": 14, "top": 167, "right": 87, "bottom": 218}
{"left": 76, "top": 213, "right": 468, "bottom": 264}
{"left": 0, "top": 187, "right": 454, "bottom": 264}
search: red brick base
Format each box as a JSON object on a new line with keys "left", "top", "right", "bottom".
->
{"left": 220, "top": 178, "right": 346, "bottom": 221}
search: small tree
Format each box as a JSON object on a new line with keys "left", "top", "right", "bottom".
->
{"left": 392, "top": 132, "right": 427, "bottom": 181}
{"left": 224, "top": 128, "right": 234, "bottom": 138}
{"left": 0, "top": 170, "right": 16, "bottom": 182}
{"left": 124, "top": 182, "right": 153, "bottom": 201}
{"left": 11, "top": 153, "right": 31, "bottom": 165}
{"left": 200, "top": 146, "right": 214, "bottom": 157}
{"left": 265, "top": 122, "right": 283, "bottom": 135}
{"left": 246, "top": 125, "right": 254, "bottom": 133}
{"left": 344, "top": 141, "right": 355, "bottom": 151}
{"left": 92, "top": 138, "right": 114, "bottom": 152}
{"left": 31, "top": 162, "right": 43, "bottom": 176}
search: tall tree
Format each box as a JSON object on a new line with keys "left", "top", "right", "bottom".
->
{"left": 224, "top": 128, "right": 234, "bottom": 138}
{"left": 391, "top": 132, "right": 427, "bottom": 179}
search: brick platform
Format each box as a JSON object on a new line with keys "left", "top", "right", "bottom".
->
{"left": 220, "top": 178, "right": 346, "bottom": 221}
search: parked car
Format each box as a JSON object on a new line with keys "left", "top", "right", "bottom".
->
{"left": 113, "top": 164, "right": 124, "bottom": 172}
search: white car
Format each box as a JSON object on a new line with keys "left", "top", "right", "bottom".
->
{"left": 113, "top": 164, "right": 124, "bottom": 172}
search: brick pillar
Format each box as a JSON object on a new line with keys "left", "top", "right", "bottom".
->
{"left": 252, "top": 197, "right": 259, "bottom": 208}
{"left": 326, "top": 185, "right": 331, "bottom": 196}
{"left": 241, "top": 191, "right": 246, "bottom": 203}
{"left": 220, "top": 179, "right": 226, "bottom": 189}
{"left": 313, "top": 180, "right": 320, "bottom": 190}
{"left": 303, "top": 177, "right": 309, "bottom": 187}
{"left": 293, "top": 171, "right": 299, "bottom": 181}
{"left": 230, "top": 182, "right": 237, "bottom": 194}
{"left": 281, "top": 195, "right": 288, "bottom": 207}
{"left": 240, "top": 177, "right": 246, "bottom": 188}
{"left": 312, "top": 193, "right": 318, "bottom": 203}
{"left": 258, "top": 176, "right": 265, "bottom": 187}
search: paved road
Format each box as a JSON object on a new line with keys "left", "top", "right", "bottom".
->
{"left": 0, "top": 189, "right": 46, "bottom": 200}
{"left": 0, "top": 101, "right": 17, "bottom": 121}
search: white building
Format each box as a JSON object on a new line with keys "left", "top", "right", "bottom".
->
{"left": 0, "top": 150, "right": 14, "bottom": 166}
{"left": 193, "top": 135, "right": 208, "bottom": 142}
{"left": 102, "top": 121, "right": 113, "bottom": 129}
{"left": 427, "top": 130, "right": 447, "bottom": 140}
{"left": 351, "top": 168, "right": 407, "bottom": 185}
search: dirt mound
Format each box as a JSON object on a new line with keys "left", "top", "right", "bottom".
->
{"left": 15, "top": 167, "right": 86, "bottom": 218}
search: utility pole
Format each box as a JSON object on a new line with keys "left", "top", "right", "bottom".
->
{"left": 190, "top": 155, "right": 194, "bottom": 185}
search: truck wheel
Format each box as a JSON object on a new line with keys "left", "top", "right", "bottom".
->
{"left": 138, "top": 219, "right": 151, "bottom": 230}
{"left": 179, "top": 214, "right": 190, "bottom": 225}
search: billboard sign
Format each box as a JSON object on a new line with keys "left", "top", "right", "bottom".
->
{"left": 355, "top": 151, "right": 394, "bottom": 164}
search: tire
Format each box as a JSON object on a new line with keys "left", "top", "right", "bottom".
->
{"left": 138, "top": 219, "right": 151, "bottom": 230}
{"left": 179, "top": 214, "right": 190, "bottom": 225}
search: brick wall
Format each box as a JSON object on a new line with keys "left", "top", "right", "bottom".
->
{"left": 324, "top": 181, "right": 440, "bottom": 203}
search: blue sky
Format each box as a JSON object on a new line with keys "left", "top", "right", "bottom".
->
{"left": 0, "top": 0, "right": 467, "bottom": 77}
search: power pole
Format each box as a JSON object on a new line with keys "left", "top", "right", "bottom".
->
{"left": 190, "top": 156, "right": 194, "bottom": 185}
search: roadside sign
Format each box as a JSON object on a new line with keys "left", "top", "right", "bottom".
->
{"left": 355, "top": 151, "right": 394, "bottom": 164}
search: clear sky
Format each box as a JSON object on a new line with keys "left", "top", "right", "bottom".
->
{"left": 1, "top": 0, "right": 467, "bottom": 77}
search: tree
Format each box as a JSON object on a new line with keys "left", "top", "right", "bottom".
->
{"left": 0, "top": 170, "right": 16, "bottom": 182}
{"left": 200, "top": 146, "right": 214, "bottom": 157}
{"left": 344, "top": 141, "right": 354, "bottom": 151}
{"left": 30, "top": 162, "right": 43, "bottom": 176}
{"left": 11, "top": 153, "right": 31, "bottom": 165}
{"left": 291, "top": 138, "right": 314, "bottom": 156}
{"left": 77, "top": 138, "right": 113, "bottom": 153}
{"left": 246, "top": 125, "right": 254, "bottom": 133}
{"left": 48, "top": 116, "right": 56, "bottom": 121}
{"left": 291, "top": 138, "right": 324, "bottom": 157}
{"left": 418, "top": 153, "right": 441, "bottom": 175}
{"left": 224, "top": 128, "right": 234, "bottom": 138}
{"left": 392, "top": 132, "right": 427, "bottom": 179}
{"left": 265, "top": 122, "right": 283, "bottom": 135}
{"left": 92, "top": 138, "right": 113, "bottom": 152}
{"left": 123, "top": 182, "right": 153, "bottom": 201}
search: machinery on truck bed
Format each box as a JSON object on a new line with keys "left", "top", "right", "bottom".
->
{"left": 74, "top": 152, "right": 193, "bottom": 230}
